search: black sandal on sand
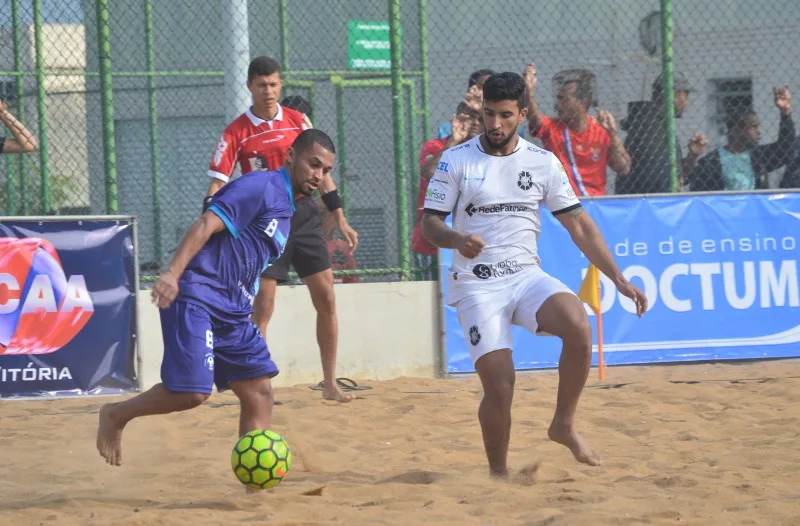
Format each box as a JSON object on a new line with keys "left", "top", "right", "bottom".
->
{"left": 309, "top": 377, "right": 372, "bottom": 391}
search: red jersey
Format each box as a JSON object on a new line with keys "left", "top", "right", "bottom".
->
{"left": 410, "top": 137, "right": 448, "bottom": 256}
{"left": 529, "top": 114, "right": 611, "bottom": 196}
{"left": 208, "top": 105, "right": 312, "bottom": 183}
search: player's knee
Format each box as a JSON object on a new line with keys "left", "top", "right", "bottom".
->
{"left": 483, "top": 375, "right": 515, "bottom": 404}
{"left": 564, "top": 310, "right": 592, "bottom": 351}
{"left": 176, "top": 391, "right": 210, "bottom": 409}
{"left": 236, "top": 378, "right": 274, "bottom": 407}
{"left": 311, "top": 283, "right": 336, "bottom": 314}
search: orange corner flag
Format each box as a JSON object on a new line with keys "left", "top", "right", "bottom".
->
{"left": 578, "top": 264, "right": 605, "bottom": 380}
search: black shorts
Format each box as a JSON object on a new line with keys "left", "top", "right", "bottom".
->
{"left": 261, "top": 196, "right": 331, "bottom": 282}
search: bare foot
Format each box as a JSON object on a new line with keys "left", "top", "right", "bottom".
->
{"left": 489, "top": 468, "right": 509, "bottom": 481}
{"left": 322, "top": 384, "right": 354, "bottom": 403}
{"left": 548, "top": 421, "right": 602, "bottom": 466}
{"left": 96, "top": 403, "right": 125, "bottom": 466}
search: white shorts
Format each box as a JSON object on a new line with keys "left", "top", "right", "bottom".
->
{"left": 455, "top": 267, "right": 574, "bottom": 365}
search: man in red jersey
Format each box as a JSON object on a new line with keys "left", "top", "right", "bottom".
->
{"left": 523, "top": 63, "right": 631, "bottom": 196}
{"left": 410, "top": 101, "right": 482, "bottom": 279}
{"left": 205, "top": 56, "right": 359, "bottom": 404}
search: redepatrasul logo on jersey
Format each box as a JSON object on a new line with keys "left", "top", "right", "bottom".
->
{"left": 0, "top": 237, "right": 94, "bottom": 355}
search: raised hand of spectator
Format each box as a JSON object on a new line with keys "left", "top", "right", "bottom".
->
{"left": 688, "top": 132, "right": 708, "bottom": 158}
{"left": 464, "top": 84, "right": 483, "bottom": 113}
{"left": 450, "top": 113, "right": 471, "bottom": 144}
{"left": 774, "top": 85, "right": 792, "bottom": 116}
{"left": 523, "top": 63, "right": 537, "bottom": 92}
{"left": 596, "top": 109, "right": 618, "bottom": 135}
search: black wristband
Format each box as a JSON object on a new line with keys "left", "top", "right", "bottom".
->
{"left": 202, "top": 196, "right": 213, "bottom": 213}
{"left": 321, "top": 189, "right": 342, "bottom": 212}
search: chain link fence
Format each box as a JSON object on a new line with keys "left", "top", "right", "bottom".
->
{"left": 2, "top": 1, "right": 799, "bottom": 283}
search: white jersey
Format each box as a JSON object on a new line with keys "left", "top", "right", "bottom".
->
{"left": 423, "top": 135, "right": 581, "bottom": 304}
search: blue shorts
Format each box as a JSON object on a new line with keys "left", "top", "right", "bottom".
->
{"left": 159, "top": 300, "right": 279, "bottom": 394}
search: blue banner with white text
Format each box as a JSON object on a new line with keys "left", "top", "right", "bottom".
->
{"left": 0, "top": 218, "right": 138, "bottom": 397}
{"left": 442, "top": 193, "right": 800, "bottom": 373}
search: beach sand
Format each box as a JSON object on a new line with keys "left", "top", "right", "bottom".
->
{"left": 1, "top": 359, "right": 799, "bottom": 525}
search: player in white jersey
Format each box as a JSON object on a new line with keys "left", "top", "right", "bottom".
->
{"left": 422, "top": 72, "right": 647, "bottom": 479}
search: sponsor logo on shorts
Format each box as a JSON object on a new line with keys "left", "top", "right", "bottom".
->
{"left": 464, "top": 202, "right": 531, "bottom": 217}
{"left": 204, "top": 352, "right": 215, "bottom": 371}
{"left": 472, "top": 259, "right": 524, "bottom": 280}
{"left": 517, "top": 170, "right": 534, "bottom": 191}
{"left": 468, "top": 325, "right": 481, "bottom": 346}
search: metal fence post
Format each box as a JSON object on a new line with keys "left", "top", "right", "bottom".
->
{"left": 145, "top": 0, "right": 162, "bottom": 266}
{"left": 659, "top": 0, "right": 678, "bottom": 192}
{"left": 418, "top": 0, "right": 431, "bottom": 141}
{"left": 279, "top": 0, "right": 290, "bottom": 71}
{"left": 33, "top": 0, "right": 50, "bottom": 213}
{"left": 389, "top": 0, "right": 410, "bottom": 281}
{"left": 8, "top": 0, "right": 25, "bottom": 215}
{"left": 96, "top": 0, "right": 119, "bottom": 214}
{"left": 332, "top": 77, "right": 349, "bottom": 217}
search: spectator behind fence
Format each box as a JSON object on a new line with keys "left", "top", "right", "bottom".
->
{"left": 437, "top": 69, "right": 494, "bottom": 139}
{"left": 524, "top": 63, "right": 630, "bottom": 196}
{"left": 412, "top": 101, "right": 482, "bottom": 279}
{"left": 618, "top": 72, "right": 707, "bottom": 194}
{"left": 0, "top": 98, "right": 38, "bottom": 155}
{"left": 779, "top": 136, "right": 800, "bottom": 188}
{"left": 690, "top": 86, "right": 794, "bottom": 191}
{"left": 1, "top": 97, "right": 38, "bottom": 215}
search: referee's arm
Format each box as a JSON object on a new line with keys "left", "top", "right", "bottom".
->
{"left": 207, "top": 177, "right": 226, "bottom": 197}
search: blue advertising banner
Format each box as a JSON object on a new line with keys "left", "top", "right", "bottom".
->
{"left": 0, "top": 217, "right": 138, "bottom": 397}
{"left": 442, "top": 193, "right": 800, "bottom": 374}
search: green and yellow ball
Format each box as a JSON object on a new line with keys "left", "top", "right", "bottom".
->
{"left": 231, "top": 429, "right": 292, "bottom": 489}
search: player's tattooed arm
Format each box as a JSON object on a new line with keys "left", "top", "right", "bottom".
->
{"left": 555, "top": 206, "right": 648, "bottom": 316}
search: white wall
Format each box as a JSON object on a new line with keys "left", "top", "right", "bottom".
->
{"left": 135, "top": 281, "right": 442, "bottom": 390}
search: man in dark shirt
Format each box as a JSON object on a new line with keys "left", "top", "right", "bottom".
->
{"left": 690, "top": 86, "right": 794, "bottom": 191}
{"left": 618, "top": 72, "right": 707, "bottom": 194}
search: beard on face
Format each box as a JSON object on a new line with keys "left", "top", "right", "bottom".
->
{"left": 485, "top": 129, "right": 515, "bottom": 150}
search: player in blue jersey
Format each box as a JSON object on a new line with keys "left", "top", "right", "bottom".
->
{"left": 96, "top": 129, "right": 336, "bottom": 467}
